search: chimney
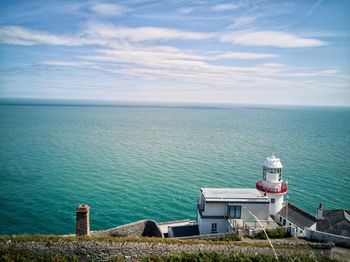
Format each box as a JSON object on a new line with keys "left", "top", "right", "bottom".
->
{"left": 316, "top": 203, "right": 323, "bottom": 220}
{"left": 76, "top": 204, "right": 90, "bottom": 236}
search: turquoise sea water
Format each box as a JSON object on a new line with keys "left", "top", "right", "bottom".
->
{"left": 0, "top": 102, "right": 350, "bottom": 235}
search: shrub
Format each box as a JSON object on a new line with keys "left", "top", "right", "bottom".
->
{"left": 252, "top": 228, "right": 290, "bottom": 240}
{"left": 141, "top": 252, "right": 336, "bottom": 262}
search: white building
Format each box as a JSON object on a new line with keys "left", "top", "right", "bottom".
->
{"left": 197, "top": 154, "right": 285, "bottom": 235}
{"left": 197, "top": 188, "right": 277, "bottom": 235}
{"left": 275, "top": 202, "right": 317, "bottom": 237}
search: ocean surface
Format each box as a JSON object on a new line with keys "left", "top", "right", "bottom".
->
{"left": 0, "top": 102, "right": 350, "bottom": 235}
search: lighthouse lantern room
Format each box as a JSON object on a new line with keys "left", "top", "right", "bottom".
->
{"left": 256, "top": 154, "right": 288, "bottom": 215}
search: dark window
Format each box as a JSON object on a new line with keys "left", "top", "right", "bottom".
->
{"left": 271, "top": 198, "right": 275, "bottom": 204}
{"left": 279, "top": 216, "right": 283, "bottom": 222}
{"left": 201, "top": 196, "right": 205, "bottom": 211}
{"left": 262, "top": 167, "right": 266, "bottom": 180}
{"left": 229, "top": 205, "right": 241, "bottom": 219}
{"left": 211, "top": 223, "right": 217, "bottom": 233}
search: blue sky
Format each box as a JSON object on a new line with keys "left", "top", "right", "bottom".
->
{"left": 0, "top": 0, "right": 349, "bottom": 106}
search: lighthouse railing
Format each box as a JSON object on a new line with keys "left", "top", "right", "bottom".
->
{"left": 256, "top": 180, "right": 288, "bottom": 194}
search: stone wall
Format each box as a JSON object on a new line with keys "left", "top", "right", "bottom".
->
{"left": 1, "top": 239, "right": 333, "bottom": 262}
{"left": 306, "top": 228, "right": 350, "bottom": 247}
{"left": 92, "top": 219, "right": 163, "bottom": 238}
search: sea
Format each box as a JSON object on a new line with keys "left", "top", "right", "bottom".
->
{"left": 0, "top": 100, "right": 349, "bottom": 235}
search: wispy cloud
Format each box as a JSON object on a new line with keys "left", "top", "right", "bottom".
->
{"left": 212, "top": 3, "right": 239, "bottom": 12}
{"left": 207, "top": 51, "right": 277, "bottom": 60}
{"left": 1, "top": 24, "right": 327, "bottom": 49}
{"left": 0, "top": 26, "right": 80, "bottom": 46}
{"left": 83, "top": 22, "right": 210, "bottom": 42}
{"left": 220, "top": 31, "right": 327, "bottom": 48}
{"left": 42, "top": 42, "right": 338, "bottom": 91}
{"left": 176, "top": 7, "right": 193, "bottom": 14}
{"left": 0, "top": 24, "right": 210, "bottom": 46}
{"left": 90, "top": 3, "right": 126, "bottom": 16}
{"left": 229, "top": 17, "right": 256, "bottom": 29}
{"left": 39, "top": 61, "right": 96, "bottom": 67}
{"left": 307, "top": 0, "right": 323, "bottom": 16}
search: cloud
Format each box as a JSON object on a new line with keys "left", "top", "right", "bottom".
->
{"left": 39, "top": 61, "right": 96, "bottom": 67}
{"left": 212, "top": 3, "right": 239, "bottom": 12}
{"left": 307, "top": 0, "right": 323, "bottom": 16}
{"left": 176, "top": 7, "right": 193, "bottom": 14}
{"left": 0, "top": 26, "right": 84, "bottom": 46}
{"left": 229, "top": 17, "right": 256, "bottom": 29}
{"left": 83, "top": 22, "right": 210, "bottom": 42}
{"left": 90, "top": 3, "right": 126, "bottom": 16}
{"left": 208, "top": 51, "right": 277, "bottom": 60}
{"left": 220, "top": 31, "right": 327, "bottom": 48}
{"left": 69, "top": 44, "right": 288, "bottom": 88}
{"left": 0, "top": 24, "right": 210, "bottom": 46}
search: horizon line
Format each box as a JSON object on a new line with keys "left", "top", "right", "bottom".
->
{"left": 0, "top": 97, "right": 349, "bottom": 109}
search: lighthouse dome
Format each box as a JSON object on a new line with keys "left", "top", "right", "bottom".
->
{"left": 264, "top": 154, "right": 283, "bottom": 169}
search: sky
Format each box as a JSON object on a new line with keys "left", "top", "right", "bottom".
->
{"left": 0, "top": 0, "right": 349, "bottom": 106}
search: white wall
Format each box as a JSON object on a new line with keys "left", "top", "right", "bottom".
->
{"left": 237, "top": 203, "right": 269, "bottom": 221}
{"left": 267, "top": 194, "right": 283, "bottom": 215}
{"left": 305, "top": 228, "right": 350, "bottom": 247}
{"left": 275, "top": 213, "right": 307, "bottom": 237}
{"left": 201, "top": 202, "right": 269, "bottom": 220}
{"left": 198, "top": 202, "right": 269, "bottom": 235}
{"left": 201, "top": 203, "right": 226, "bottom": 216}
{"left": 198, "top": 215, "right": 229, "bottom": 235}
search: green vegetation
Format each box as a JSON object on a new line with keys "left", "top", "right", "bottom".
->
{"left": 0, "top": 234, "right": 314, "bottom": 250}
{"left": 1, "top": 249, "right": 81, "bottom": 262}
{"left": 0, "top": 234, "right": 242, "bottom": 246}
{"left": 142, "top": 252, "right": 336, "bottom": 262}
{"left": 252, "top": 228, "right": 291, "bottom": 240}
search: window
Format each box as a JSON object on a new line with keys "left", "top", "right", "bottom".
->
{"left": 271, "top": 198, "right": 275, "bottom": 204}
{"left": 279, "top": 216, "right": 283, "bottom": 222}
{"left": 200, "top": 196, "right": 205, "bottom": 211}
{"left": 263, "top": 166, "right": 267, "bottom": 180}
{"left": 229, "top": 205, "right": 241, "bottom": 219}
{"left": 211, "top": 223, "right": 217, "bottom": 234}
{"left": 283, "top": 219, "right": 286, "bottom": 225}
{"left": 279, "top": 173, "right": 282, "bottom": 181}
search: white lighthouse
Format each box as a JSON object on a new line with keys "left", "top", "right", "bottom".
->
{"left": 256, "top": 154, "right": 287, "bottom": 215}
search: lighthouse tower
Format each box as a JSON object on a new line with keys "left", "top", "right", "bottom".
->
{"left": 256, "top": 154, "right": 288, "bottom": 215}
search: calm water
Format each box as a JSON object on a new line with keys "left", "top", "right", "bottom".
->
{"left": 0, "top": 103, "right": 350, "bottom": 235}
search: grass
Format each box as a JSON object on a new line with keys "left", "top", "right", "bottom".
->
{"left": 0, "top": 234, "right": 243, "bottom": 246}
{"left": 0, "top": 233, "right": 323, "bottom": 251}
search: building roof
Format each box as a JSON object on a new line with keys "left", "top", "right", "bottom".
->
{"left": 264, "top": 154, "right": 283, "bottom": 168}
{"left": 201, "top": 188, "right": 269, "bottom": 203}
{"left": 317, "top": 209, "right": 350, "bottom": 236}
{"left": 278, "top": 203, "right": 316, "bottom": 228}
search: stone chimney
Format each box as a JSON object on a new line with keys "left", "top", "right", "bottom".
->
{"left": 316, "top": 203, "right": 324, "bottom": 220}
{"left": 76, "top": 204, "right": 90, "bottom": 236}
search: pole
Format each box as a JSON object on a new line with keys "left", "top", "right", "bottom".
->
{"left": 285, "top": 196, "right": 289, "bottom": 230}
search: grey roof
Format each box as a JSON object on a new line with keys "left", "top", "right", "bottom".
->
{"left": 278, "top": 203, "right": 316, "bottom": 228}
{"left": 317, "top": 209, "right": 350, "bottom": 236}
{"left": 201, "top": 188, "right": 268, "bottom": 203}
